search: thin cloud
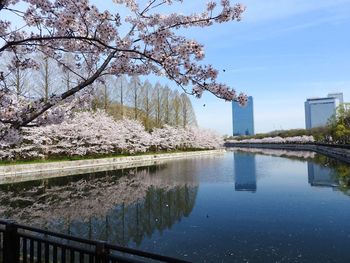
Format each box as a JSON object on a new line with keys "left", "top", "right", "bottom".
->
{"left": 224, "top": 66, "right": 267, "bottom": 73}
{"left": 242, "top": 0, "right": 350, "bottom": 23}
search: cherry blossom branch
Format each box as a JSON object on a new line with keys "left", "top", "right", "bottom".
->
{"left": 14, "top": 50, "right": 117, "bottom": 128}
{"left": 0, "top": 0, "right": 247, "bottom": 135}
{"left": 0, "top": 35, "right": 110, "bottom": 53}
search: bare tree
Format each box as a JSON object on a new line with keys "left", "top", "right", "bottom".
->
{"left": 115, "top": 75, "right": 128, "bottom": 119}
{"left": 128, "top": 76, "right": 141, "bottom": 120}
{"left": 172, "top": 90, "right": 182, "bottom": 127}
{"left": 0, "top": 53, "right": 29, "bottom": 97}
{"left": 162, "top": 85, "right": 172, "bottom": 125}
{"left": 103, "top": 82, "right": 109, "bottom": 111}
{"left": 180, "top": 93, "right": 197, "bottom": 127}
{"left": 140, "top": 80, "right": 154, "bottom": 130}
{"left": 153, "top": 82, "right": 163, "bottom": 128}
{"left": 61, "top": 53, "right": 78, "bottom": 92}
{"left": 9, "top": 66, "right": 29, "bottom": 98}
{"left": 33, "top": 55, "right": 60, "bottom": 102}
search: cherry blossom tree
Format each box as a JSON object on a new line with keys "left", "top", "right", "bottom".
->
{"left": 151, "top": 125, "right": 184, "bottom": 150}
{"left": 150, "top": 124, "right": 223, "bottom": 151}
{"left": 227, "top": 136, "right": 315, "bottom": 144}
{"left": 0, "top": 0, "right": 247, "bottom": 135}
{"left": 0, "top": 111, "right": 223, "bottom": 160}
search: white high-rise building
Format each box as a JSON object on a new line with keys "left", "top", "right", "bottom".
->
{"left": 304, "top": 92, "right": 343, "bottom": 129}
{"left": 328, "top": 92, "right": 344, "bottom": 104}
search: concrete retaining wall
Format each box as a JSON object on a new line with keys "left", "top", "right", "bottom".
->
{"left": 0, "top": 150, "right": 225, "bottom": 185}
{"left": 225, "top": 143, "right": 350, "bottom": 164}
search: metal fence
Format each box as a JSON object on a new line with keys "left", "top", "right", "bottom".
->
{"left": 0, "top": 220, "right": 190, "bottom": 263}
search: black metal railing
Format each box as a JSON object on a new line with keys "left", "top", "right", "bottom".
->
{"left": 0, "top": 219, "right": 190, "bottom": 263}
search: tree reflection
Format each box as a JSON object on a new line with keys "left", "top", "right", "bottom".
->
{"left": 229, "top": 147, "right": 315, "bottom": 160}
{"left": 311, "top": 155, "right": 350, "bottom": 196}
{"left": 0, "top": 164, "right": 198, "bottom": 246}
{"left": 99, "top": 185, "right": 197, "bottom": 246}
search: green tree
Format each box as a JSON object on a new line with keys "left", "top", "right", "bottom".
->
{"left": 329, "top": 104, "right": 350, "bottom": 144}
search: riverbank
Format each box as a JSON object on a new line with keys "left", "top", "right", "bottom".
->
{"left": 0, "top": 149, "right": 225, "bottom": 185}
{"left": 225, "top": 142, "right": 350, "bottom": 164}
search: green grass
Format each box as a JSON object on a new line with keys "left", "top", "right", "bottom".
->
{"left": 0, "top": 148, "right": 210, "bottom": 166}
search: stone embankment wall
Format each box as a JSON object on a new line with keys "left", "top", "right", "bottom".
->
{"left": 225, "top": 142, "right": 350, "bottom": 164}
{"left": 0, "top": 150, "right": 225, "bottom": 185}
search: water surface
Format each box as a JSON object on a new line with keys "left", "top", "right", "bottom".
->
{"left": 1, "top": 150, "right": 350, "bottom": 262}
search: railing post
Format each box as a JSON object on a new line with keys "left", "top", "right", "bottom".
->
{"left": 95, "top": 241, "right": 109, "bottom": 263}
{"left": 4, "top": 221, "right": 20, "bottom": 263}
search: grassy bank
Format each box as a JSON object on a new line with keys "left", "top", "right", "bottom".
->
{"left": 0, "top": 148, "right": 211, "bottom": 166}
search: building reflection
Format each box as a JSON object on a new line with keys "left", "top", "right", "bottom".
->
{"left": 234, "top": 152, "right": 257, "bottom": 192}
{"left": 307, "top": 162, "right": 339, "bottom": 188}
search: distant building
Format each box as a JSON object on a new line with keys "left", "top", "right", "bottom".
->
{"left": 304, "top": 93, "right": 343, "bottom": 129}
{"left": 232, "top": 96, "right": 254, "bottom": 136}
{"left": 328, "top": 92, "right": 344, "bottom": 104}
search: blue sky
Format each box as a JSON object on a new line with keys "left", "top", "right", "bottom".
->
{"left": 128, "top": 0, "right": 350, "bottom": 135}
{"left": 163, "top": 0, "right": 350, "bottom": 134}
{"left": 5, "top": 0, "right": 350, "bottom": 134}
{"left": 193, "top": 0, "right": 350, "bottom": 135}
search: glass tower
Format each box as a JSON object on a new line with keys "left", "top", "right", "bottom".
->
{"left": 232, "top": 96, "right": 254, "bottom": 136}
{"left": 304, "top": 93, "right": 343, "bottom": 129}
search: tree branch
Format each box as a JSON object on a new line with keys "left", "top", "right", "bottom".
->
{"left": 14, "top": 50, "right": 117, "bottom": 128}
{"left": 0, "top": 0, "right": 5, "bottom": 11}
{"left": 0, "top": 35, "right": 112, "bottom": 53}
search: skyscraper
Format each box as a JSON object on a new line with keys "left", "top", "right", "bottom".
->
{"left": 232, "top": 96, "right": 254, "bottom": 136}
{"left": 304, "top": 93, "right": 343, "bottom": 129}
{"left": 328, "top": 92, "right": 344, "bottom": 104}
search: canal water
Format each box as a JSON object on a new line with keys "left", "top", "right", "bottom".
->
{"left": 1, "top": 149, "right": 350, "bottom": 262}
